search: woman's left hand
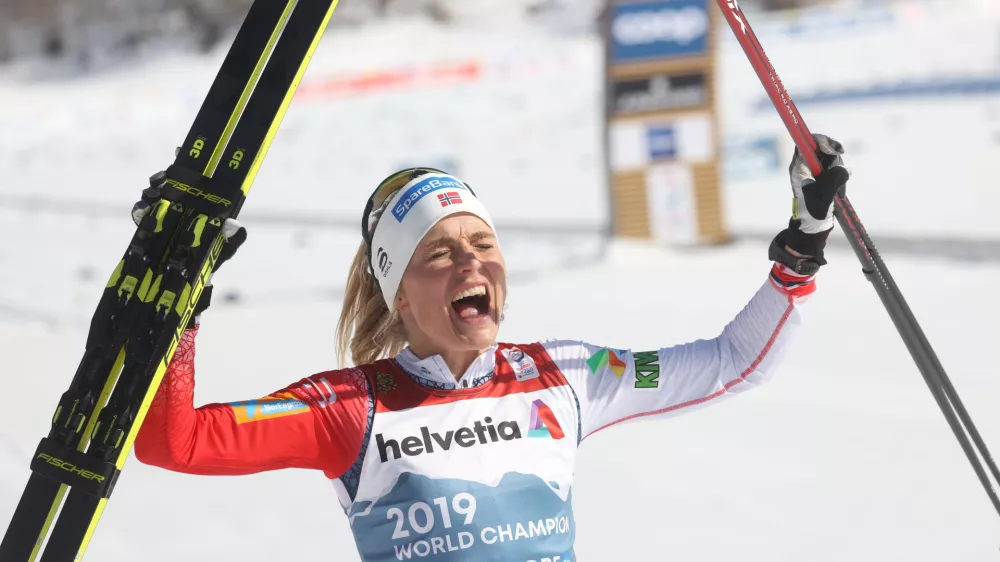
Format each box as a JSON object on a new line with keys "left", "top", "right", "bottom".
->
{"left": 774, "top": 133, "right": 851, "bottom": 268}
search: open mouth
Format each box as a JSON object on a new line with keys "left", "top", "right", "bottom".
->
{"left": 451, "top": 284, "right": 491, "bottom": 320}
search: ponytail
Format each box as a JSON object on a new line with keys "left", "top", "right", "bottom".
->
{"left": 335, "top": 242, "right": 407, "bottom": 366}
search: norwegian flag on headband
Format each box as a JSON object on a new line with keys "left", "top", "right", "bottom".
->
{"left": 437, "top": 191, "right": 463, "bottom": 207}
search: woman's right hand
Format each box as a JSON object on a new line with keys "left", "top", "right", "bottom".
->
{"left": 130, "top": 171, "right": 170, "bottom": 227}
{"left": 129, "top": 170, "right": 248, "bottom": 327}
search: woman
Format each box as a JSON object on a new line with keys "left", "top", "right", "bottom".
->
{"left": 135, "top": 134, "right": 850, "bottom": 561}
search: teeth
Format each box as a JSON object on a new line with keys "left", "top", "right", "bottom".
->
{"left": 452, "top": 285, "right": 487, "bottom": 302}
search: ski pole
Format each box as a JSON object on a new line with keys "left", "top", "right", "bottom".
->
{"left": 715, "top": 0, "right": 1000, "bottom": 520}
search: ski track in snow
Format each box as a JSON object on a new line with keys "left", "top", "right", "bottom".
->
{"left": 2, "top": 8, "right": 1000, "bottom": 562}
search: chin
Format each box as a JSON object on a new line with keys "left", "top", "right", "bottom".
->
{"left": 454, "top": 323, "right": 498, "bottom": 349}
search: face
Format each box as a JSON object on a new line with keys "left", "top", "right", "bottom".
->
{"left": 396, "top": 213, "right": 506, "bottom": 355}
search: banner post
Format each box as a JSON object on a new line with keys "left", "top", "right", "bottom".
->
{"left": 603, "top": 0, "right": 728, "bottom": 245}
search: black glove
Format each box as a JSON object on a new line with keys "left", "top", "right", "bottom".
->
{"left": 770, "top": 133, "right": 850, "bottom": 270}
{"left": 131, "top": 171, "right": 247, "bottom": 328}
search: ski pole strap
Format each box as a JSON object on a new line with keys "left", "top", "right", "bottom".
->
{"left": 768, "top": 233, "right": 821, "bottom": 276}
{"left": 161, "top": 164, "right": 246, "bottom": 218}
{"left": 29, "top": 438, "right": 121, "bottom": 500}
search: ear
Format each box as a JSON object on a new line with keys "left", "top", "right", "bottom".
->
{"left": 395, "top": 286, "right": 410, "bottom": 312}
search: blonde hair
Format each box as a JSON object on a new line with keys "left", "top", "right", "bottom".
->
{"left": 336, "top": 242, "right": 408, "bottom": 367}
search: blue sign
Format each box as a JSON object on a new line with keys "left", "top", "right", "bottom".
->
{"left": 647, "top": 126, "right": 677, "bottom": 160}
{"left": 611, "top": 0, "right": 709, "bottom": 63}
{"left": 723, "top": 136, "right": 781, "bottom": 180}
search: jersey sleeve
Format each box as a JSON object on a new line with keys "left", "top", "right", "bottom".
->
{"left": 542, "top": 264, "right": 815, "bottom": 441}
{"left": 134, "top": 326, "right": 371, "bottom": 479}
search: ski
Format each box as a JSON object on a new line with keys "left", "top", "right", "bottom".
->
{"left": 0, "top": 0, "right": 340, "bottom": 560}
{"left": 0, "top": 0, "right": 296, "bottom": 553}
{"left": 37, "top": 0, "right": 341, "bottom": 558}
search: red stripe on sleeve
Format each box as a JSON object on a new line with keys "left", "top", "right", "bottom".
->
{"left": 584, "top": 300, "right": 796, "bottom": 439}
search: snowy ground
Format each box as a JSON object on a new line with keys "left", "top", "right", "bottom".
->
{"left": 2, "top": 2, "right": 1000, "bottom": 560}
{"left": 2, "top": 240, "right": 999, "bottom": 561}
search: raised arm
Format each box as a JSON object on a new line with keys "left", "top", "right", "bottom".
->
{"left": 544, "top": 264, "right": 814, "bottom": 440}
{"left": 134, "top": 327, "right": 370, "bottom": 479}
{"left": 546, "top": 133, "right": 850, "bottom": 441}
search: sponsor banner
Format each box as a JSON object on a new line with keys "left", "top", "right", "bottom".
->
{"left": 609, "top": 113, "right": 715, "bottom": 171}
{"left": 375, "top": 403, "right": 565, "bottom": 464}
{"left": 632, "top": 350, "right": 661, "bottom": 389}
{"left": 646, "top": 125, "right": 677, "bottom": 160}
{"left": 392, "top": 175, "right": 469, "bottom": 222}
{"left": 502, "top": 347, "right": 540, "bottom": 382}
{"left": 293, "top": 49, "right": 584, "bottom": 101}
{"left": 646, "top": 161, "right": 698, "bottom": 244}
{"left": 295, "top": 60, "right": 483, "bottom": 100}
{"left": 228, "top": 393, "right": 310, "bottom": 424}
{"left": 612, "top": 72, "right": 707, "bottom": 116}
{"left": 610, "top": 0, "right": 710, "bottom": 64}
{"left": 350, "top": 473, "right": 575, "bottom": 562}
{"left": 723, "top": 135, "right": 782, "bottom": 181}
{"left": 586, "top": 348, "right": 628, "bottom": 378}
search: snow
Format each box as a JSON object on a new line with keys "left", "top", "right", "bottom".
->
{"left": 2, "top": 1, "right": 1000, "bottom": 560}
{"left": 2, "top": 241, "right": 998, "bottom": 560}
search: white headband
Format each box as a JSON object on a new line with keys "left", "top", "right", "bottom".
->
{"left": 368, "top": 173, "right": 497, "bottom": 311}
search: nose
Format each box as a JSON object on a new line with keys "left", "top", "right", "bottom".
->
{"left": 454, "top": 241, "right": 483, "bottom": 274}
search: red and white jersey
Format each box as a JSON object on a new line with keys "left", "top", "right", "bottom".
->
{"left": 135, "top": 264, "right": 815, "bottom": 562}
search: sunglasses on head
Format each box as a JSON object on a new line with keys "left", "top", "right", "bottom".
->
{"left": 361, "top": 167, "right": 476, "bottom": 281}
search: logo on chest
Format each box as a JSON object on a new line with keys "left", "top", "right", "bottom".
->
{"left": 375, "top": 400, "right": 565, "bottom": 463}
{"left": 501, "top": 346, "right": 539, "bottom": 382}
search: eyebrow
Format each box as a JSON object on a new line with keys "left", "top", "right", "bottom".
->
{"left": 420, "top": 230, "right": 496, "bottom": 249}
